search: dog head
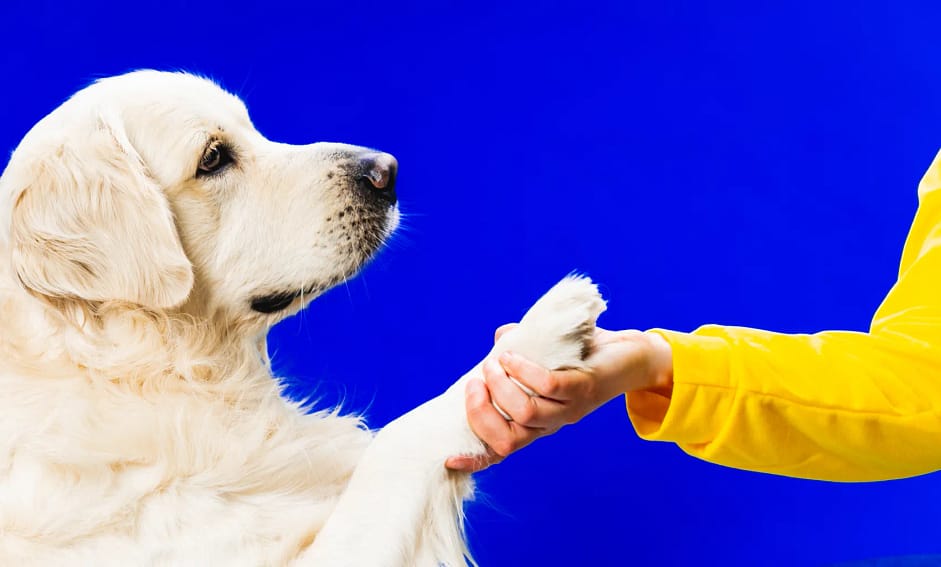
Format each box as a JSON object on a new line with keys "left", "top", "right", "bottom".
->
{"left": 0, "top": 71, "right": 399, "bottom": 324}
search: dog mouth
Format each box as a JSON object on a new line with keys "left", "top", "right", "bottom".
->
{"left": 250, "top": 282, "right": 326, "bottom": 314}
{"left": 250, "top": 203, "right": 399, "bottom": 315}
{"left": 249, "top": 153, "right": 400, "bottom": 316}
{"left": 250, "top": 290, "right": 305, "bottom": 314}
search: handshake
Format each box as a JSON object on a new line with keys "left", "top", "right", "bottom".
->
{"left": 446, "top": 324, "right": 674, "bottom": 472}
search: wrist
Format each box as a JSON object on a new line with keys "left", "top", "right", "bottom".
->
{"left": 643, "top": 331, "right": 674, "bottom": 391}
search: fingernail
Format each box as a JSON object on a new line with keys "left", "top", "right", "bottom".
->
{"left": 500, "top": 351, "right": 516, "bottom": 364}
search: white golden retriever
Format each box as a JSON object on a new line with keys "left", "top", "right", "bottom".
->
{"left": 0, "top": 71, "right": 606, "bottom": 566}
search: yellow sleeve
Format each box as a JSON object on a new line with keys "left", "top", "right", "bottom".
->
{"left": 626, "top": 149, "right": 941, "bottom": 482}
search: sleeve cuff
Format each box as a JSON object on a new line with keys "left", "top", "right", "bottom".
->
{"left": 626, "top": 328, "right": 737, "bottom": 447}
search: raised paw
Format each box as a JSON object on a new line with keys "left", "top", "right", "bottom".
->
{"left": 494, "top": 274, "right": 607, "bottom": 371}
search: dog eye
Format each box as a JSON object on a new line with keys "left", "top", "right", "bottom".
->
{"left": 197, "top": 141, "right": 233, "bottom": 176}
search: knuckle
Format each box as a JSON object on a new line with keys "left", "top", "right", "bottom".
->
{"left": 503, "top": 388, "right": 530, "bottom": 417}
{"left": 508, "top": 436, "right": 529, "bottom": 454}
{"left": 583, "top": 378, "right": 598, "bottom": 401}
{"left": 475, "top": 426, "right": 501, "bottom": 447}
{"left": 467, "top": 399, "right": 494, "bottom": 421}
{"left": 482, "top": 360, "right": 501, "bottom": 382}
{"left": 514, "top": 401, "right": 537, "bottom": 425}
{"left": 562, "top": 407, "right": 583, "bottom": 425}
{"left": 540, "top": 372, "right": 561, "bottom": 397}
{"left": 492, "top": 440, "right": 515, "bottom": 458}
{"left": 467, "top": 401, "right": 486, "bottom": 418}
{"left": 466, "top": 390, "right": 487, "bottom": 411}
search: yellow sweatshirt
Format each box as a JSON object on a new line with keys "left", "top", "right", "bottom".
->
{"left": 626, "top": 150, "right": 941, "bottom": 482}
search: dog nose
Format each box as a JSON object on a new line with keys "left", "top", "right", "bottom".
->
{"left": 358, "top": 153, "right": 397, "bottom": 203}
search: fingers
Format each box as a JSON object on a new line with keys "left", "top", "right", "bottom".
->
{"left": 452, "top": 376, "right": 545, "bottom": 468}
{"left": 445, "top": 378, "right": 506, "bottom": 473}
{"left": 464, "top": 374, "right": 510, "bottom": 444}
{"left": 493, "top": 323, "right": 519, "bottom": 343}
{"left": 497, "top": 352, "right": 559, "bottom": 399}
{"left": 498, "top": 351, "right": 593, "bottom": 404}
{"left": 451, "top": 322, "right": 622, "bottom": 473}
{"left": 482, "top": 356, "right": 563, "bottom": 427}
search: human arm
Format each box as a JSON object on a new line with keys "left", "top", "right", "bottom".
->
{"left": 627, "top": 152, "right": 941, "bottom": 482}
{"left": 451, "top": 150, "right": 941, "bottom": 481}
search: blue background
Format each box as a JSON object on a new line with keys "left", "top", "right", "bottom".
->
{"left": 3, "top": 1, "right": 941, "bottom": 565}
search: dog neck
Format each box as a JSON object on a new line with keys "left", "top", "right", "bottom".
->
{"left": 0, "top": 272, "right": 277, "bottom": 403}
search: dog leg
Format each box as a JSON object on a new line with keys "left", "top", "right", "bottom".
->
{"left": 296, "top": 275, "right": 606, "bottom": 567}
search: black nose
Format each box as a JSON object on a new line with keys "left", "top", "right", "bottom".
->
{"left": 357, "top": 153, "right": 397, "bottom": 204}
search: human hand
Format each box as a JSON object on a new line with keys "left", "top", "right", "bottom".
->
{"left": 445, "top": 325, "right": 673, "bottom": 472}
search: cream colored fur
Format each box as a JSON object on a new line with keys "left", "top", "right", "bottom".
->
{"left": 0, "top": 71, "right": 606, "bottom": 566}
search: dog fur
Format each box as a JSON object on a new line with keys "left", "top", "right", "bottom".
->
{"left": 0, "top": 71, "right": 606, "bottom": 566}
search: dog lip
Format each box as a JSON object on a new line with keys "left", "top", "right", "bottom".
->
{"left": 250, "top": 292, "right": 297, "bottom": 314}
{"left": 249, "top": 283, "right": 322, "bottom": 314}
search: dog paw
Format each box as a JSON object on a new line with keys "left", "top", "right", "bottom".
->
{"left": 495, "top": 274, "right": 607, "bottom": 371}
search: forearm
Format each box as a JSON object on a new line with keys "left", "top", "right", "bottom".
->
{"left": 626, "top": 154, "right": 941, "bottom": 481}
{"left": 627, "top": 325, "right": 941, "bottom": 481}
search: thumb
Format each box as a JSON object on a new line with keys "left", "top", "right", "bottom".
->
{"left": 494, "top": 323, "right": 519, "bottom": 343}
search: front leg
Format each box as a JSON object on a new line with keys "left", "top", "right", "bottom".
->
{"left": 295, "top": 373, "right": 480, "bottom": 567}
{"left": 297, "top": 276, "right": 606, "bottom": 567}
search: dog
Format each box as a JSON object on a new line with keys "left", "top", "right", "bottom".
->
{"left": 0, "top": 70, "right": 606, "bottom": 566}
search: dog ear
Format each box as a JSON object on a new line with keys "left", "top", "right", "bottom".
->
{"left": 8, "top": 115, "right": 194, "bottom": 310}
